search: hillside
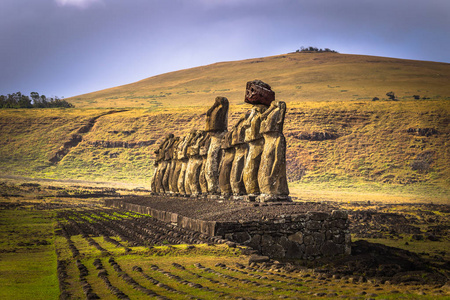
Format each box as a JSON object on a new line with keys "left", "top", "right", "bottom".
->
{"left": 1, "top": 53, "right": 449, "bottom": 202}
{"left": 67, "top": 52, "right": 450, "bottom": 108}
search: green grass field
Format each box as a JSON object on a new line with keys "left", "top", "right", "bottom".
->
{"left": 0, "top": 208, "right": 59, "bottom": 300}
{"left": 0, "top": 189, "right": 448, "bottom": 299}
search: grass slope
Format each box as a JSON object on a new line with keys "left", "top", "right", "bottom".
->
{"left": 0, "top": 208, "right": 59, "bottom": 300}
{"left": 67, "top": 52, "right": 450, "bottom": 108}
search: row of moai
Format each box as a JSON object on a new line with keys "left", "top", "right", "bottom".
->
{"left": 151, "top": 80, "right": 290, "bottom": 202}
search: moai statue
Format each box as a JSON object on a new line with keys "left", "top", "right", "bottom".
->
{"left": 199, "top": 132, "right": 211, "bottom": 194}
{"left": 177, "top": 132, "right": 195, "bottom": 196}
{"left": 242, "top": 105, "right": 267, "bottom": 198}
{"left": 162, "top": 136, "right": 178, "bottom": 193}
{"left": 166, "top": 137, "right": 181, "bottom": 194}
{"left": 218, "top": 130, "right": 235, "bottom": 198}
{"left": 155, "top": 134, "right": 174, "bottom": 194}
{"left": 257, "top": 101, "right": 290, "bottom": 201}
{"left": 170, "top": 135, "right": 187, "bottom": 195}
{"left": 230, "top": 112, "right": 250, "bottom": 197}
{"left": 181, "top": 130, "right": 197, "bottom": 196}
{"left": 205, "top": 96, "right": 229, "bottom": 196}
{"left": 186, "top": 130, "right": 207, "bottom": 196}
{"left": 150, "top": 148, "right": 160, "bottom": 193}
{"left": 206, "top": 96, "right": 229, "bottom": 132}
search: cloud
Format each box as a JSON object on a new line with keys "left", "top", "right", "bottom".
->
{"left": 55, "top": 0, "right": 102, "bottom": 9}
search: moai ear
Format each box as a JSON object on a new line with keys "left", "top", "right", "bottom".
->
{"left": 276, "top": 101, "right": 286, "bottom": 125}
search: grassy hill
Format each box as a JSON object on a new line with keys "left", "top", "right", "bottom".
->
{"left": 67, "top": 52, "right": 450, "bottom": 108}
{"left": 1, "top": 52, "right": 449, "bottom": 202}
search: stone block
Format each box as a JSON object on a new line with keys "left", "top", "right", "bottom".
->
{"left": 261, "top": 234, "right": 274, "bottom": 247}
{"left": 306, "top": 220, "right": 322, "bottom": 230}
{"left": 333, "top": 234, "right": 345, "bottom": 244}
{"left": 331, "top": 219, "right": 348, "bottom": 229}
{"left": 344, "top": 244, "right": 352, "bottom": 255}
{"left": 248, "top": 255, "right": 270, "bottom": 264}
{"left": 200, "top": 221, "right": 216, "bottom": 236}
{"left": 232, "top": 231, "right": 252, "bottom": 244}
{"left": 325, "top": 230, "right": 333, "bottom": 240}
{"left": 247, "top": 234, "right": 261, "bottom": 250}
{"left": 345, "top": 233, "right": 352, "bottom": 244}
{"left": 331, "top": 210, "right": 348, "bottom": 219}
{"left": 262, "top": 243, "right": 285, "bottom": 258}
{"left": 307, "top": 211, "right": 329, "bottom": 221}
{"left": 312, "top": 232, "right": 325, "bottom": 244}
{"left": 303, "top": 235, "right": 314, "bottom": 245}
{"left": 305, "top": 244, "right": 319, "bottom": 257}
{"left": 288, "top": 232, "right": 303, "bottom": 244}
{"left": 291, "top": 214, "right": 306, "bottom": 222}
{"left": 320, "top": 241, "right": 341, "bottom": 257}
{"left": 286, "top": 242, "right": 305, "bottom": 258}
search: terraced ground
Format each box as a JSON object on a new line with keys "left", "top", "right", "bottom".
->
{"left": 1, "top": 182, "right": 449, "bottom": 299}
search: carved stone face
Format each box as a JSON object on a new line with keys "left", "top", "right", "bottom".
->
{"left": 221, "top": 130, "right": 234, "bottom": 149}
{"left": 260, "top": 101, "right": 286, "bottom": 134}
{"left": 205, "top": 96, "right": 229, "bottom": 132}
{"left": 232, "top": 112, "right": 250, "bottom": 145}
{"left": 244, "top": 80, "right": 275, "bottom": 106}
{"left": 199, "top": 132, "right": 211, "bottom": 156}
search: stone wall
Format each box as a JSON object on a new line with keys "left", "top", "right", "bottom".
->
{"left": 104, "top": 199, "right": 350, "bottom": 259}
{"left": 218, "top": 210, "right": 351, "bottom": 259}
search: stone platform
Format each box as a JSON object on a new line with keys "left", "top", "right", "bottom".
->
{"left": 105, "top": 196, "right": 351, "bottom": 260}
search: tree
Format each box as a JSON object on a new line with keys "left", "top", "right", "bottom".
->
{"left": 0, "top": 92, "right": 74, "bottom": 109}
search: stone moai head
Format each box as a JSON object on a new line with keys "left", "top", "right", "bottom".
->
{"left": 260, "top": 101, "right": 286, "bottom": 134}
{"left": 221, "top": 130, "right": 234, "bottom": 150}
{"left": 232, "top": 111, "right": 251, "bottom": 145}
{"left": 206, "top": 96, "right": 229, "bottom": 132}
{"left": 244, "top": 80, "right": 275, "bottom": 107}
{"left": 169, "top": 136, "right": 180, "bottom": 160}
{"left": 199, "top": 132, "right": 211, "bottom": 157}
{"left": 189, "top": 130, "right": 206, "bottom": 156}
{"left": 156, "top": 133, "right": 173, "bottom": 161}
{"left": 164, "top": 134, "right": 176, "bottom": 161}
{"left": 178, "top": 132, "right": 195, "bottom": 160}
{"left": 244, "top": 105, "right": 267, "bottom": 142}
{"left": 176, "top": 135, "right": 188, "bottom": 159}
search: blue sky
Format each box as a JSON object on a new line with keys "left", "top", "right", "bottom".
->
{"left": 1, "top": 0, "right": 449, "bottom": 98}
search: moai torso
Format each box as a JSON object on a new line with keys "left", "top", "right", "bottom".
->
{"left": 199, "top": 133, "right": 211, "bottom": 194}
{"left": 155, "top": 134, "right": 174, "bottom": 194}
{"left": 177, "top": 132, "right": 195, "bottom": 195}
{"left": 218, "top": 130, "right": 235, "bottom": 197}
{"left": 170, "top": 136, "right": 187, "bottom": 194}
{"left": 162, "top": 135, "right": 177, "bottom": 193}
{"left": 242, "top": 105, "right": 267, "bottom": 195}
{"left": 187, "top": 131, "right": 206, "bottom": 196}
{"left": 167, "top": 137, "right": 180, "bottom": 194}
{"left": 230, "top": 112, "right": 250, "bottom": 196}
{"left": 205, "top": 97, "right": 229, "bottom": 195}
{"left": 183, "top": 130, "right": 198, "bottom": 196}
{"left": 257, "top": 101, "right": 289, "bottom": 199}
{"left": 150, "top": 147, "right": 160, "bottom": 193}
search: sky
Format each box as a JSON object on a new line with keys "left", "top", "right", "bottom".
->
{"left": 1, "top": 0, "right": 449, "bottom": 99}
